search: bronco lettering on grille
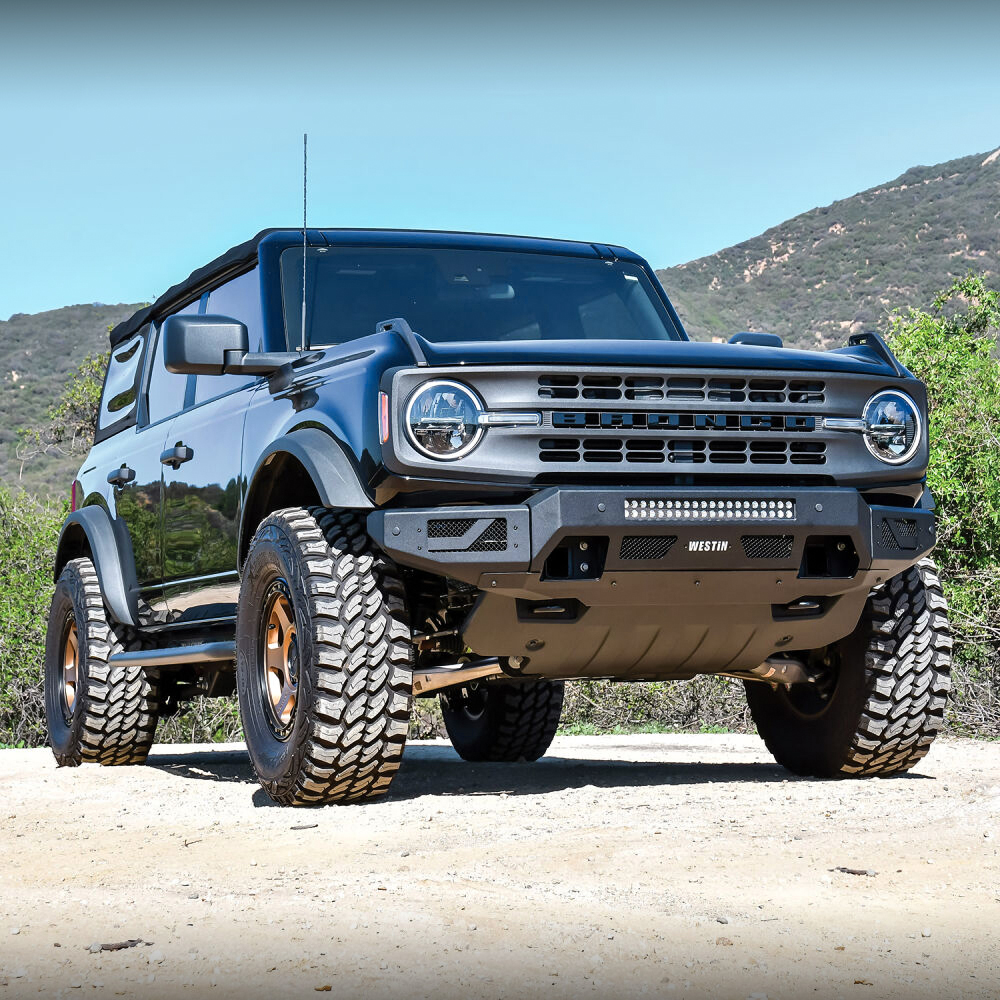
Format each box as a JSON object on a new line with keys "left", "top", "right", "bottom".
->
{"left": 552, "top": 412, "right": 816, "bottom": 432}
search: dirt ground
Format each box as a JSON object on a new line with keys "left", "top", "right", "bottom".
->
{"left": 1, "top": 734, "right": 998, "bottom": 1000}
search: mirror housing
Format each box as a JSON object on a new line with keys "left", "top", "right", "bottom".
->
{"left": 163, "top": 314, "right": 248, "bottom": 375}
{"left": 163, "top": 314, "right": 303, "bottom": 376}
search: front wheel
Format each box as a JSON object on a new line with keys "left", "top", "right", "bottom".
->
{"left": 237, "top": 508, "right": 412, "bottom": 805}
{"left": 746, "top": 558, "right": 952, "bottom": 777}
{"left": 441, "top": 679, "right": 564, "bottom": 762}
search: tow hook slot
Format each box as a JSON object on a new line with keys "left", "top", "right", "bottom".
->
{"left": 516, "top": 598, "right": 586, "bottom": 623}
{"left": 542, "top": 536, "right": 608, "bottom": 581}
{"left": 772, "top": 596, "right": 831, "bottom": 620}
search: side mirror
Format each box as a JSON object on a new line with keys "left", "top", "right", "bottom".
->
{"left": 163, "top": 314, "right": 305, "bottom": 376}
{"left": 163, "top": 314, "right": 248, "bottom": 375}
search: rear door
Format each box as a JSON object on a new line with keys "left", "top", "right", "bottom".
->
{"left": 103, "top": 307, "right": 194, "bottom": 624}
{"left": 161, "top": 269, "right": 264, "bottom": 624}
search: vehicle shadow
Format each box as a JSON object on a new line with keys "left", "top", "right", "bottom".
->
{"left": 144, "top": 742, "right": 923, "bottom": 808}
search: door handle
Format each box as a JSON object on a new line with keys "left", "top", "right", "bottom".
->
{"left": 107, "top": 465, "right": 136, "bottom": 487}
{"left": 160, "top": 444, "right": 194, "bottom": 469}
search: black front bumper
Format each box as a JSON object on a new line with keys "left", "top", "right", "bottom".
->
{"left": 368, "top": 486, "right": 935, "bottom": 679}
{"left": 368, "top": 485, "right": 934, "bottom": 587}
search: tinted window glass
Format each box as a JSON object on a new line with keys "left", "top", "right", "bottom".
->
{"left": 97, "top": 328, "right": 147, "bottom": 437}
{"left": 147, "top": 302, "right": 197, "bottom": 424}
{"left": 279, "top": 247, "right": 682, "bottom": 349}
{"left": 194, "top": 269, "right": 263, "bottom": 405}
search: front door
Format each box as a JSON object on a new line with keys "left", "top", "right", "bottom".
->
{"left": 161, "top": 384, "right": 255, "bottom": 624}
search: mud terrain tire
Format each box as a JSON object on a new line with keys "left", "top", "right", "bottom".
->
{"left": 746, "top": 557, "right": 952, "bottom": 777}
{"left": 441, "top": 679, "right": 564, "bottom": 762}
{"left": 237, "top": 508, "right": 412, "bottom": 805}
{"left": 45, "top": 557, "right": 160, "bottom": 767}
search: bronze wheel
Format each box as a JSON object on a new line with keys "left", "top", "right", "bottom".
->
{"left": 261, "top": 580, "right": 298, "bottom": 740}
{"left": 61, "top": 618, "right": 79, "bottom": 723}
{"left": 236, "top": 507, "right": 412, "bottom": 805}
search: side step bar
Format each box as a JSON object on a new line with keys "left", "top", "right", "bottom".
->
{"left": 109, "top": 641, "right": 236, "bottom": 669}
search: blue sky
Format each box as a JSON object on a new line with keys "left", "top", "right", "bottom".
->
{"left": 2, "top": 0, "right": 999, "bottom": 318}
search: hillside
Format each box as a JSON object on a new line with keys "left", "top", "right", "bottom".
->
{"left": 0, "top": 303, "right": 141, "bottom": 497}
{"left": 657, "top": 147, "right": 1000, "bottom": 348}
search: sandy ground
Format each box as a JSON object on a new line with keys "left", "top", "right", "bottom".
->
{"left": 0, "top": 735, "right": 998, "bottom": 1000}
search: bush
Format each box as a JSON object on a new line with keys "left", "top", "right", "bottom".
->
{"left": 887, "top": 275, "right": 1000, "bottom": 734}
{"left": 0, "top": 487, "right": 63, "bottom": 746}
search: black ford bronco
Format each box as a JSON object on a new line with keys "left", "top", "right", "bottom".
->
{"left": 46, "top": 229, "right": 952, "bottom": 805}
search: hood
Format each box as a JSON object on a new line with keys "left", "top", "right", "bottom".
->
{"left": 415, "top": 336, "right": 905, "bottom": 378}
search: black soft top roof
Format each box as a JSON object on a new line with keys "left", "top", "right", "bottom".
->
{"left": 108, "top": 228, "right": 640, "bottom": 348}
{"left": 109, "top": 228, "right": 281, "bottom": 348}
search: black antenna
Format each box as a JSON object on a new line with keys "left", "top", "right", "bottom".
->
{"left": 300, "top": 132, "right": 307, "bottom": 352}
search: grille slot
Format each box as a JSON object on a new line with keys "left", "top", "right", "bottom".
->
{"left": 741, "top": 535, "right": 795, "bottom": 560}
{"left": 427, "top": 518, "right": 477, "bottom": 538}
{"left": 620, "top": 535, "right": 677, "bottom": 561}
{"left": 540, "top": 375, "right": 827, "bottom": 403}
{"left": 538, "top": 438, "right": 825, "bottom": 465}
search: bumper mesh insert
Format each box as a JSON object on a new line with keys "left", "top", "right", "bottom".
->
{"left": 620, "top": 535, "right": 678, "bottom": 561}
{"left": 741, "top": 535, "right": 795, "bottom": 560}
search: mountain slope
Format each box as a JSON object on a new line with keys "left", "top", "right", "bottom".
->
{"left": 657, "top": 147, "right": 1000, "bottom": 348}
{"left": 0, "top": 303, "right": 142, "bottom": 497}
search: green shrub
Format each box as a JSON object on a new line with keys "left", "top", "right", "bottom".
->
{"left": 0, "top": 487, "right": 63, "bottom": 746}
{"left": 887, "top": 275, "right": 1000, "bottom": 733}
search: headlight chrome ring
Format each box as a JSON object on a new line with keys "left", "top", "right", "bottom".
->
{"left": 862, "top": 390, "right": 922, "bottom": 465}
{"left": 404, "top": 379, "right": 486, "bottom": 460}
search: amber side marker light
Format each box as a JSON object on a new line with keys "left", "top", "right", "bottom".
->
{"left": 379, "top": 392, "right": 390, "bottom": 444}
{"left": 71, "top": 481, "right": 77, "bottom": 512}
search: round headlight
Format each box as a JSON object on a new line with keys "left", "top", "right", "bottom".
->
{"left": 405, "top": 380, "right": 485, "bottom": 460}
{"left": 863, "top": 390, "right": 921, "bottom": 464}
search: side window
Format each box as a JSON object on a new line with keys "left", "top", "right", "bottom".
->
{"left": 147, "top": 302, "right": 197, "bottom": 425}
{"left": 194, "top": 268, "right": 263, "bottom": 405}
{"left": 95, "top": 327, "right": 148, "bottom": 442}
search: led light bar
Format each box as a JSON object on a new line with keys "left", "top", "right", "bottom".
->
{"left": 624, "top": 498, "right": 796, "bottom": 520}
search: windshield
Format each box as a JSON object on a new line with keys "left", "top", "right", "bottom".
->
{"left": 280, "top": 246, "right": 683, "bottom": 348}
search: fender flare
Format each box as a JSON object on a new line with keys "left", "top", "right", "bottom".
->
{"left": 240, "top": 427, "right": 374, "bottom": 560}
{"left": 54, "top": 507, "right": 137, "bottom": 627}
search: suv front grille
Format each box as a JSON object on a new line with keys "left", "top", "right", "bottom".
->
{"left": 538, "top": 374, "right": 825, "bottom": 404}
{"left": 539, "top": 437, "right": 826, "bottom": 466}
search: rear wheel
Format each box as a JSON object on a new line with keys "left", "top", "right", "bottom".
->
{"left": 441, "top": 679, "right": 564, "bottom": 762}
{"left": 44, "top": 557, "right": 160, "bottom": 767}
{"left": 746, "top": 558, "right": 952, "bottom": 777}
{"left": 237, "top": 508, "right": 412, "bottom": 805}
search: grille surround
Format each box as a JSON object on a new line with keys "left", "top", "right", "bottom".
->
{"left": 389, "top": 363, "right": 912, "bottom": 486}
